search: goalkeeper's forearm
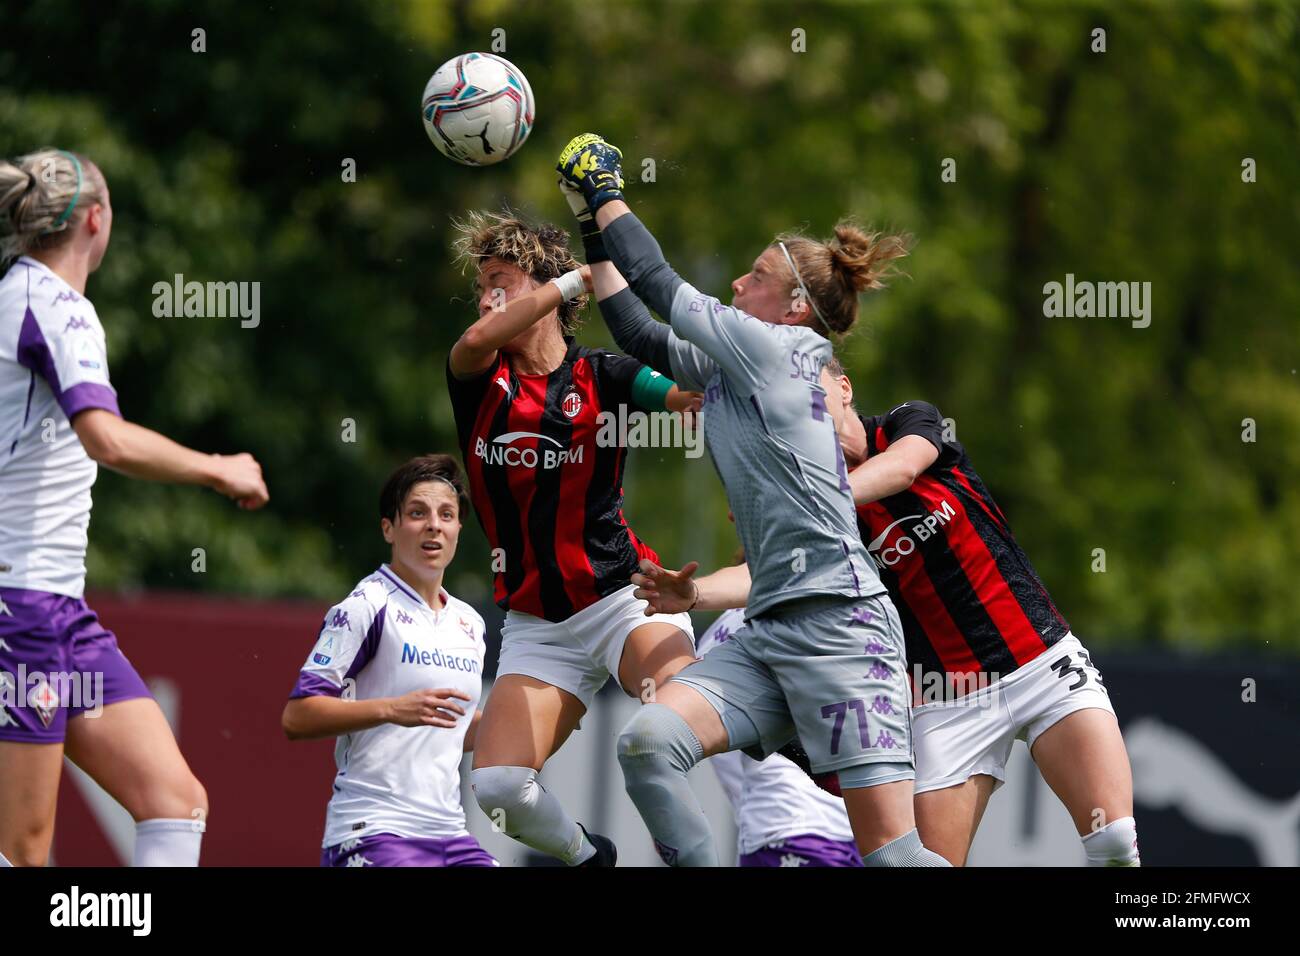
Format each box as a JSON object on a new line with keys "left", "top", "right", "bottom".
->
{"left": 596, "top": 274, "right": 673, "bottom": 372}
{"left": 594, "top": 201, "right": 683, "bottom": 322}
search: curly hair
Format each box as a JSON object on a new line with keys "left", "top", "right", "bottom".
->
{"left": 450, "top": 209, "right": 587, "bottom": 334}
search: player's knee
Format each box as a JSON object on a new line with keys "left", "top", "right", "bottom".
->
{"left": 616, "top": 703, "right": 703, "bottom": 780}
{"left": 1081, "top": 816, "right": 1140, "bottom": 866}
{"left": 185, "top": 777, "right": 209, "bottom": 820}
{"left": 470, "top": 765, "right": 538, "bottom": 818}
{"left": 129, "top": 771, "right": 207, "bottom": 823}
{"left": 2, "top": 822, "right": 54, "bottom": 866}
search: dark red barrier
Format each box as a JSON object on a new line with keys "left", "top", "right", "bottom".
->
{"left": 52, "top": 592, "right": 335, "bottom": 866}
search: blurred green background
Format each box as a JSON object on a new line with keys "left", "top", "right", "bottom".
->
{"left": 2, "top": 0, "right": 1297, "bottom": 650}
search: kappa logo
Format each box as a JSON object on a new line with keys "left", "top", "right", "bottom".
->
{"left": 344, "top": 853, "right": 374, "bottom": 867}
{"left": 63, "top": 315, "right": 91, "bottom": 332}
{"left": 395, "top": 609, "right": 416, "bottom": 626}
{"left": 329, "top": 609, "right": 350, "bottom": 629}
{"left": 457, "top": 616, "right": 474, "bottom": 637}
{"left": 0, "top": 597, "right": 11, "bottom": 616}
{"left": 53, "top": 290, "right": 82, "bottom": 305}
{"left": 561, "top": 389, "right": 583, "bottom": 419}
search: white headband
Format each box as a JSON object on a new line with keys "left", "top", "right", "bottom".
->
{"left": 777, "top": 240, "right": 832, "bottom": 337}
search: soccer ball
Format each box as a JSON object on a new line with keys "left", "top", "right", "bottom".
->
{"left": 421, "top": 52, "right": 535, "bottom": 166}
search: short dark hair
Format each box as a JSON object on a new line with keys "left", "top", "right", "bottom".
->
{"left": 379, "top": 454, "right": 469, "bottom": 523}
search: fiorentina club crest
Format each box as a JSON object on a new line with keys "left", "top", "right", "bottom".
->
{"left": 28, "top": 677, "right": 60, "bottom": 728}
{"left": 561, "top": 389, "right": 583, "bottom": 419}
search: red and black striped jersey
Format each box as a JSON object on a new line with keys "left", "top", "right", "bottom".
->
{"left": 446, "top": 341, "right": 660, "bottom": 622}
{"left": 855, "top": 402, "right": 1069, "bottom": 691}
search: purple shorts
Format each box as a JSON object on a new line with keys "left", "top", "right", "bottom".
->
{"left": 740, "top": 833, "right": 863, "bottom": 868}
{"left": 0, "top": 587, "right": 152, "bottom": 744}
{"left": 321, "top": 833, "right": 499, "bottom": 868}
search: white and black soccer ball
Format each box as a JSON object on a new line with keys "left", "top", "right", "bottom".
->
{"left": 421, "top": 52, "right": 535, "bottom": 166}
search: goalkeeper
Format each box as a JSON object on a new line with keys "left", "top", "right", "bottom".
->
{"left": 555, "top": 134, "right": 949, "bottom": 867}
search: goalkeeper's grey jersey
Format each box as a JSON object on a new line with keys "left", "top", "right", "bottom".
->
{"left": 665, "top": 282, "right": 884, "bottom": 618}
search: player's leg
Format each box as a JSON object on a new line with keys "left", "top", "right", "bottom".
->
{"left": 1030, "top": 709, "right": 1138, "bottom": 865}
{"left": 616, "top": 677, "right": 731, "bottom": 866}
{"left": 0, "top": 741, "right": 65, "bottom": 866}
{"left": 1018, "top": 636, "right": 1138, "bottom": 865}
{"left": 914, "top": 774, "right": 998, "bottom": 866}
{"left": 0, "top": 589, "right": 84, "bottom": 866}
{"left": 469, "top": 673, "right": 597, "bottom": 864}
{"left": 617, "top": 632, "right": 786, "bottom": 866}
{"left": 60, "top": 604, "right": 206, "bottom": 866}
{"left": 64, "top": 698, "right": 209, "bottom": 865}
{"left": 615, "top": 619, "right": 696, "bottom": 700}
{"left": 774, "top": 595, "right": 949, "bottom": 865}
{"left": 908, "top": 678, "right": 1016, "bottom": 865}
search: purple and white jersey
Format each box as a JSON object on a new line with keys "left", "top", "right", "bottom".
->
{"left": 700, "top": 607, "right": 856, "bottom": 856}
{"left": 0, "top": 257, "right": 120, "bottom": 598}
{"left": 291, "top": 566, "right": 487, "bottom": 847}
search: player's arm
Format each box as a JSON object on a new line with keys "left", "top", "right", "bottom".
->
{"left": 849, "top": 401, "right": 946, "bottom": 505}
{"left": 448, "top": 268, "right": 589, "bottom": 378}
{"left": 631, "top": 559, "right": 752, "bottom": 615}
{"left": 562, "top": 175, "right": 715, "bottom": 393}
{"left": 281, "top": 688, "right": 472, "bottom": 741}
{"left": 848, "top": 435, "right": 939, "bottom": 505}
{"left": 558, "top": 135, "right": 772, "bottom": 386}
{"left": 73, "top": 409, "right": 268, "bottom": 509}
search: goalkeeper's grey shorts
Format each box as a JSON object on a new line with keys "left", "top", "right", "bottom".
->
{"left": 671, "top": 592, "right": 914, "bottom": 778}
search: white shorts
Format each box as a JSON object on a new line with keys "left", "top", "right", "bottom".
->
{"left": 495, "top": 584, "right": 694, "bottom": 709}
{"left": 912, "top": 633, "right": 1116, "bottom": 794}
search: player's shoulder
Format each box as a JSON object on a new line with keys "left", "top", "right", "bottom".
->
{"left": 1, "top": 259, "right": 100, "bottom": 329}
{"left": 572, "top": 343, "right": 637, "bottom": 369}
{"left": 887, "top": 398, "right": 943, "bottom": 419}
{"left": 327, "top": 571, "right": 392, "bottom": 624}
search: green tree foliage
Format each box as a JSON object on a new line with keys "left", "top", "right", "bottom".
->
{"left": 2, "top": 0, "right": 1296, "bottom": 648}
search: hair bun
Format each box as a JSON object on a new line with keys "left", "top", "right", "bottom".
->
{"left": 830, "top": 222, "right": 911, "bottom": 293}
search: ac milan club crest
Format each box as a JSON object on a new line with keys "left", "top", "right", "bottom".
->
{"left": 561, "top": 390, "right": 583, "bottom": 419}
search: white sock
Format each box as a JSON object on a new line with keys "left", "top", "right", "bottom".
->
{"left": 471, "top": 766, "right": 595, "bottom": 865}
{"left": 133, "top": 817, "right": 205, "bottom": 867}
{"left": 1082, "top": 816, "right": 1140, "bottom": 866}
